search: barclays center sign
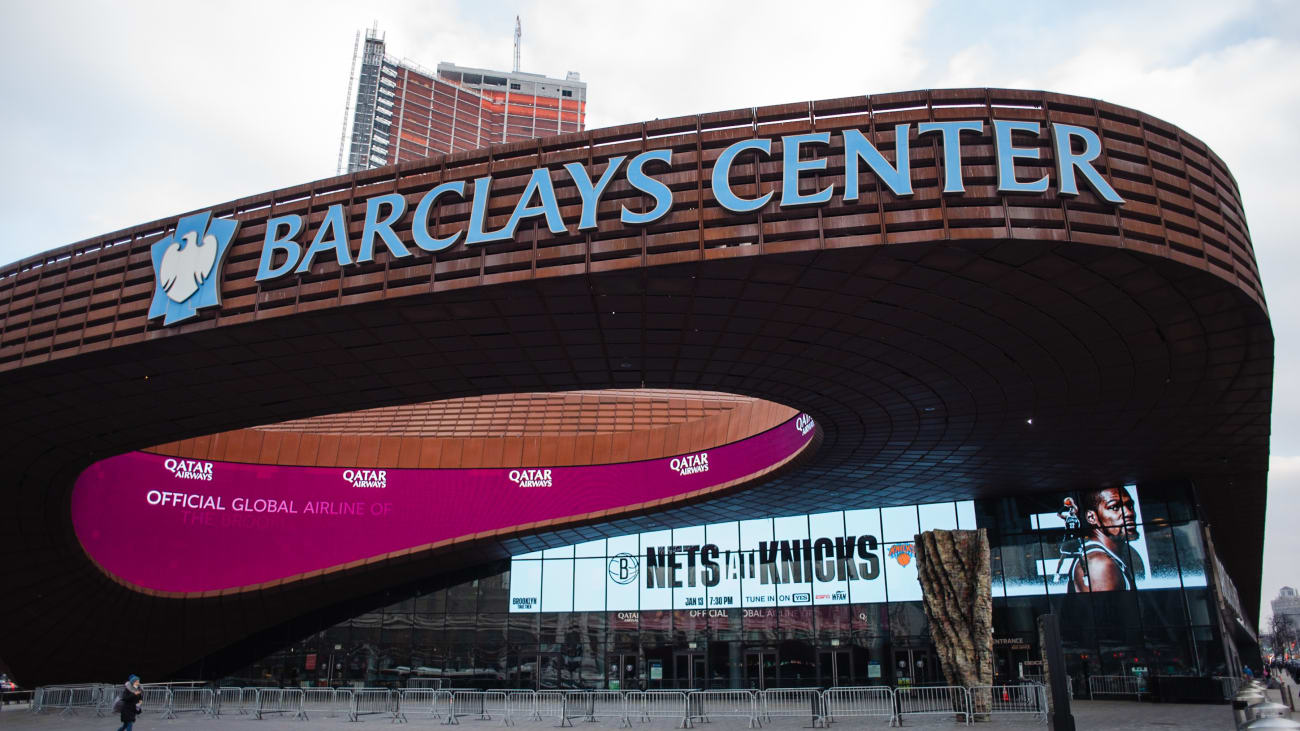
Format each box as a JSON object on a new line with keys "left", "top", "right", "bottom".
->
{"left": 149, "top": 121, "right": 1125, "bottom": 326}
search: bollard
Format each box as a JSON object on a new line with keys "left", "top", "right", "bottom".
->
{"left": 1249, "top": 702, "right": 1291, "bottom": 721}
{"left": 1236, "top": 688, "right": 1268, "bottom": 728}
{"left": 1241, "top": 718, "right": 1300, "bottom": 729}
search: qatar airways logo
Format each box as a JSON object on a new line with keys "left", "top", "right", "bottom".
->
{"left": 147, "top": 211, "right": 239, "bottom": 326}
{"left": 795, "top": 413, "right": 814, "bottom": 436}
{"left": 342, "top": 469, "right": 386, "bottom": 488}
{"left": 509, "top": 469, "right": 553, "bottom": 488}
{"left": 164, "top": 458, "right": 213, "bottom": 481}
{"left": 670, "top": 452, "right": 709, "bottom": 476}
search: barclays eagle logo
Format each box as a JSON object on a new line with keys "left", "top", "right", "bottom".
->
{"left": 147, "top": 211, "right": 239, "bottom": 326}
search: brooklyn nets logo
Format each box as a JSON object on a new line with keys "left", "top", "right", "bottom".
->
{"left": 608, "top": 553, "right": 640, "bottom": 585}
{"left": 147, "top": 211, "right": 239, "bottom": 326}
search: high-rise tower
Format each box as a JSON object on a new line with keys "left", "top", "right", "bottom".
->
{"left": 342, "top": 26, "right": 587, "bottom": 173}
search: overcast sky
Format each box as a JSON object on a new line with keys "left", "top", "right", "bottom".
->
{"left": 2, "top": 0, "right": 1298, "bottom": 626}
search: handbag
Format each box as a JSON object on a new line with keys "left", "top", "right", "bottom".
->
{"left": 112, "top": 698, "right": 124, "bottom": 714}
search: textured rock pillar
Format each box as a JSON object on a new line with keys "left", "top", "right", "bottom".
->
{"left": 915, "top": 528, "right": 994, "bottom": 717}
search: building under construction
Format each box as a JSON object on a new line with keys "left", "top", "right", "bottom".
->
{"left": 342, "top": 24, "right": 587, "bottom": 173}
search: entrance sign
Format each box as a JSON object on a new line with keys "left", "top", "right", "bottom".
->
{"left": 251, "top": 122, "right": 1124, "bottom": 284}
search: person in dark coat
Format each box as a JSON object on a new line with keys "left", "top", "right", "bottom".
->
{"left": 116, "top": 675, "right": 142, "bottom": 731}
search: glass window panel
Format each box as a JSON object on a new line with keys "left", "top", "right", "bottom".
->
{"left": 706, "top": 520, "right": 741, "bottom": 552}
{"left": 1136, "top": 524, "right": 1182, "bottom": 590}
{"left": 540, "top": 559, "right": 574, "bottom": 612}
{"left": 543, "top": 545, "right": 574, "bottom": 559}
{"left": 446, "top": 580, "right": 478, "bottom": 613}
{"left": 845, "top": 509, "right": 886, "bottom": 604}
{"left": 607, "top": 533, "right": 638, "bottom": 558}
{"left": 999, "top": 533, "right": 1046, "bottom": 597}
{"left": 606, "top": 551, "right": 640, "bottom": 611}
{"left": 509, "top": 558, "right": 542, "bottom": 613}
{"left": 1172, "top": 522, "right": 1209, "bottom": 588}
{"left": 573, "top": 557, "right": 607, "bottom": 612}
{"left": 773, "top": 515, "right": 812, "bottom": 607}
{"left": 574, "top": 538, "right": 606, "bottom": 558}
{"left": 883, "top": 541, "right": 922, "bottom": 602}
{"left": 956, "top": 501, "right": 977, "bottom": 530}
{"left": 741, "top": 549, "right": 776, "bottom": 607}
{"left": 478, "top": 572, "right": 510, "bottom": 611}
{"left": 918, "top": 502, "right": 958, "bottom": 532}
{"left": 881, "top": 506, "right": 919, "bottom": 543}
{"left": 809, "top": 511, "right": 849, "bottom": 605}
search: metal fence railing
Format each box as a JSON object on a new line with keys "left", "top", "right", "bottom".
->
{"left": 564, "top": 690, "right": 629, "bottom": 726}
{"left": 759, "top": 687, "right": 823, "bottom": 726}
{"left": 627, "top": 690, "right": 689, "bottom": 726}
{"left": 1087, "top": 674, "right": 1145, "bottom": 700}
{"left": 686, "top": 690, "right": 759, "bottom": 728}
{"left": 821, "top": 686, "right": 895, "bottom": 726}
{"left": 255, "top": 687, "right": 303, "bottom": 719}
{"left": 970, "top": 684, "right": 1046, "bottom": 722}
{"left": 396, "top": 688, "right": 452, "bottom": 722}
{"left": 534, "top": 689, "right": 569, "bottom": 725}
{"left": 166, "top": 688, "right": 215, "bottom": 718}
{"left": 140, "top": 685, "right": 172, "bottom": 714}
{"left": 28, "top": 675, "right": 1195, "bottom": 725}
{"left": 895, "top": 685, "right": 972, "bottom": 725}
{"left": 298, "top": 687, "right": 353, "bottom": 720}
{"left": 350, "top": 687, "right": 396, "bottom": 722}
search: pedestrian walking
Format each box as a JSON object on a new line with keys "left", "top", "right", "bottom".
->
{"left": 115, "top": 675, "right": 142, "bottom": 731}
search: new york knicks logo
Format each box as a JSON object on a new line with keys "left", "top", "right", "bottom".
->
{"left": 147, "top": 211, "right": 239, "bottom": 326}
{"left": 888, "top": 543, "right": 916, "bottom": 567}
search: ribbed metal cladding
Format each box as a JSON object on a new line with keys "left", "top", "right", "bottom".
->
{"left": 0, "top": 89, "right": 1271, "bottom": 685}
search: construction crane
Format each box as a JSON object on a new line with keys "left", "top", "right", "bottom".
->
{"left": 513, "top": 16, "right": 521, "bottom": 73}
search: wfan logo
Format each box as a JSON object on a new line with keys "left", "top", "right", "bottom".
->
{"left": 147, "top": 211, "right": 239, "bottom": 326}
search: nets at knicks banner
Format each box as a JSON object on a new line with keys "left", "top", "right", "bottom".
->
{"left": 507, "top": 485, "right": 1208, "bottom": 613}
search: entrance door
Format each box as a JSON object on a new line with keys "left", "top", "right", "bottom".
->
{"left": 893, "top": 648, "right": 936, "bottom": 686}
{"left": 818, "top": 649, "right": 852, "bottom": 687}
{"left": 513, "top": 653, "right": 566, "bottom": 689}
{"left": 608, "top": 653, "right": 640, "bottom": 690}
{"left": 744, "top": 650, "right": 778, "bottom": 690}
{"left": 673, "top": 652, "right": 707, "bottom": 689}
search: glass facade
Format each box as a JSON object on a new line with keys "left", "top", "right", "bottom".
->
{"left": 230, "top": 483, "right": 1225, "bottom": 692}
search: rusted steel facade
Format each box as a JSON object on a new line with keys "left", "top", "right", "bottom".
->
{"left": 0, "top": 89, "right": 1271, "bottom": 684}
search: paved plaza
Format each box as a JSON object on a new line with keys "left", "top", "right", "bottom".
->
{"left": 0, "top": 699, "right": 1254, "bottom": 730}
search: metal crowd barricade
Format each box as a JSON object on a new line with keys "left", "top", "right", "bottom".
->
{"left": 30, "top": 686, "right": 46, "bottom": 713}
{"left": 969, "top": 685, "right": 1045, "bottom": 722}
{"left": 141, "top": 686, "right": 173, "bottom": 714}
{"left": 686, "top": 690, "right": 759, "bottom": 729}
{"left": 564, "top": 690, "right": 629, "bottom": 726}
{"left": 820, "top": 686, "right": 896, "bottom": 726}
{"left": 396, "top": 688, "right": 453, "bottom": 722}
{"left": 166, "top": 688, "right": 216, "bottom": 719}
{"left": 534, "top": 690, "right": 569, "bottom": 725}
{"left": 446, "top": 690, "right": 489, "bottom": 723}
{"left": 96, "top": 685, "right": 122, "bottom": 718}
{"left": 255, "top": 688, "right": 303, "bottom": 719}
{"left": 350, "top": 688, "right": 396, "bottom": 722}
{"left": 1087, "top": 675, "right": 1144, "bottom": 700}
{"left": 215, "top": 687, "right": 251, "bottom": 716}
{"left": 894, "top": 685, "right": 971, "bottom": 725}
{"left": 66, "top": 686, "right": 101, "bottom": 716}
{"left": 506, "top": 691, "right": 537, "bottom": 723}
{"left": 759, "top": 688, "right": 823, "bottom": 727}
{"left": 627, "top": 690, "right": 689, "bottom": 727}
{"left": 298, "top": 687, "right": 354, "bottom": 720}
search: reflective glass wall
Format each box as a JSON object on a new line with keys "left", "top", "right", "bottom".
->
{"left": 229, "top": 483, "right": 1223, "bottom": 690}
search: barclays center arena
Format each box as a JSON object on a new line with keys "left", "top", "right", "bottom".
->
{"left": 0, "top": 89, "right": 1270, "bottom": 701}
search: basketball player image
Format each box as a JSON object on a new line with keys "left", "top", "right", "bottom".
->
{"left": 1069, "top": 486, "right": 1145, "bottom": 592}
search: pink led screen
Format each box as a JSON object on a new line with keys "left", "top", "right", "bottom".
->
{"left": 71, "top": 414, "right": 816, "bottom": 594}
